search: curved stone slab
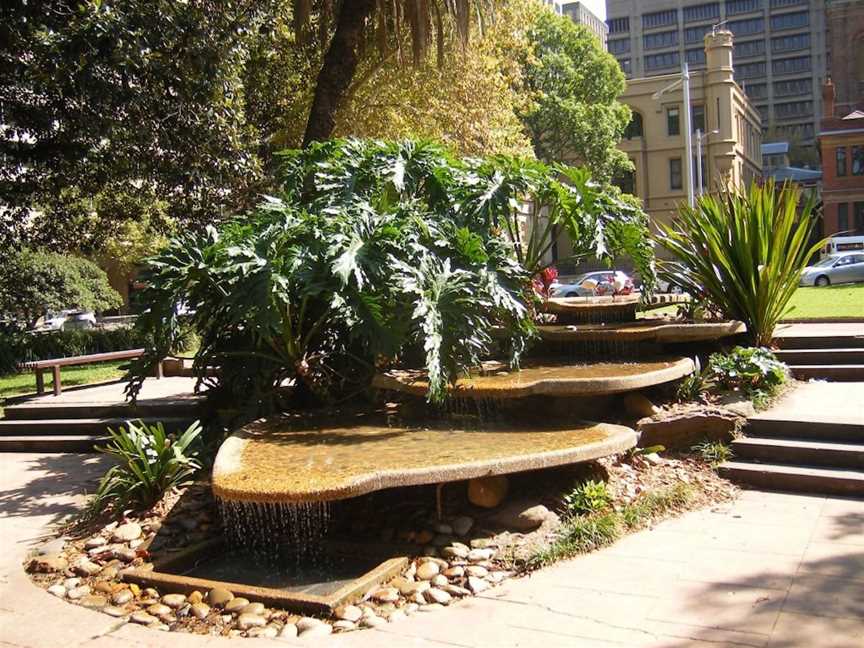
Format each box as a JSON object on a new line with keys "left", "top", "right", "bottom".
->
{"left": 538, "top": 321, "right": 746, "bottom": 344}
{"left": 543, "top": 293, "right": 690, "bottom": 315}
{"left": 373, "top": 357, "right": 695, "bottom": 399}
{"left": 212, "top": 418, "right": 637, "bottom": 503}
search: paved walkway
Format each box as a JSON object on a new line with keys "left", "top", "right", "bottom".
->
{"left": 7, "top": 376, "right": 201, "bottom": 407}
{"left": 774, "top": 322, "right": 864, "bottom": 340}
{"left": 1, "top": 453, "right": 863, "bottom": 648}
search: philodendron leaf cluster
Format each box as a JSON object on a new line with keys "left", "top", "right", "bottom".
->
{"left": 127, "top": 139, "right": 652, "bottom": 407}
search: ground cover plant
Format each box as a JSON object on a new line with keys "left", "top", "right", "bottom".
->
{"left": 655, "top": 180, "right": 825, "bottom": 346}
{"left": 129, "top": 139, "right": 653, "bottom": 408}
{"left": 708, "top": 346, "right": 788, "bottom": 404}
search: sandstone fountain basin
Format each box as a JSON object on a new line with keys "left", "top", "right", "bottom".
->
{"left": 542, "top": 293, "right": 691, "bottom": 323}
{"left": 537, "top": 320, "right": 746, "bottom": 344}
{"left": 212, "top": 416, "right": 637, "bottom": 504}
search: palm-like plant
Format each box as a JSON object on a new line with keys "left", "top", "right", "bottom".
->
{"left": 655, "top": 180, "right": 825, "bottom": 346}
{"left": 129, "top": 139, "right": 652, "bottom": 407}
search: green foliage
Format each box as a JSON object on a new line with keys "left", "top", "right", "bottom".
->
{"left": 655, "top": 180, "right": 826, "bottom": 346}
{"left": 0, "top": 249, "right": 122, "bottom": 326}
{"left": 129, "top": 139, "right": 651, "bottom": 407}
{"left": 563, "top": 480, "right": 612, "bottom": 515}
{"left": 677, "top": 356, "right": 708, "bottom": 402}
{"left": 708, "top": 346, "right": 788, "bottom": 398}
{"left": 91, "top": 420, "right": 203, "bottom": 513}
{"left": 521, "top": 10, "right": 632, "bottom": 180}
{"left": 619, "top": 484, "right": 695, "bottom": 531}
{"left": 692, "top": 441, "right": 734, "bottom": 467}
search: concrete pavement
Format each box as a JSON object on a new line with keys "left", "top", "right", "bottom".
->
{"left": 2, "top": 452, "right": 863, "bottom": 647}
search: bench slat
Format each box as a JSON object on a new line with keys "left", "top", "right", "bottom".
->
{"left": 20, "top": 348, "right": 145, "bottom": 370}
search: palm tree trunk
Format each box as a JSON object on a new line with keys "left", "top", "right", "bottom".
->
{"left": 302, "top": 0, "right": 377, "bottom": 146}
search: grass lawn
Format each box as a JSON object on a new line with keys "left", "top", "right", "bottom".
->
{"left": 0, "top": 360, "right": 126, "bottom": 404}
{"left": 784, "top": 284, "right": 864, "bottom": 320}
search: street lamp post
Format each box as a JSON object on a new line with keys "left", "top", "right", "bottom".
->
{"left": 694, "top": 128, "right": 720, "bottom": 197}
{"left": 652, "top": 63, "right": 695, "bottom": 208}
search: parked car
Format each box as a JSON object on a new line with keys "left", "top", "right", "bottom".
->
{"left": 33, "top": 310, "right": 96, "bottom": 332}
{"left": 549, "top": 271, "right": 635, "bottom": 297}
{"left": 799, "top": 252, "right": 864, "bottom": 287}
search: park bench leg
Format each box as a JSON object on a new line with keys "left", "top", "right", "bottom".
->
{"left": 156, "top": 359, "right": 164, "bottom": 379}
{"left": 35, "top": 370, "right": 45, "bottom": 395}
{"left": 52, "top": 365, "right": 62, "bottom": 396}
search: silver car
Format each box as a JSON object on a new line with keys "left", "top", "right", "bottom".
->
{"left": 799, "top": 252, "right": 864, "bottom": 287}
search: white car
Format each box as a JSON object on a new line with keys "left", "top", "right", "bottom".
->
{"left": 34, "top": 310, "right": 96, "bottom": 332}
{"left": 549, "top": 271, "right": 635, "bottom": 298}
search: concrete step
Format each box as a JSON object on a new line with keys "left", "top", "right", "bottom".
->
{"left": 732, "top": 436, "right": 864, "bottom": 469}
{"left": 3, "top": 400, "right": 202, "bottom": 421}
{"left": 774, "top": 335, "right": 864, "bottom": 350}
{"left": 788, "top": 364, "right": 864, "bottom": 381}
{"left": 0, "top": 417, "right": 197, "bottom": 437}
{"left": 718, "top": 461, "right": 864, "bottom": 496}
{"left": 0, "top": 435, "right": 107, "bottom": 453}
{"left": 746, "top": 418, "right": 864, "bottom": 443}
{"left": 774, "top": 348, "right": 864, "bottom": 365}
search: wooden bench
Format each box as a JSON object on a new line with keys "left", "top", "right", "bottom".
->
{"left": 19, "top": 349, "right": 162, "bottom": 396}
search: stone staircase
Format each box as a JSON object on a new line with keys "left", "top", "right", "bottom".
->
{"left": 773, "top": 326, "right": 864, "bottom": 381}
{"left": 0, "top": 381, "right": 202, "bottom": 453}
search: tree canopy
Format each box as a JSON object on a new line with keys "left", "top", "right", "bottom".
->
{"left": 520, "top": 10, "right": 632, "bottom": 180}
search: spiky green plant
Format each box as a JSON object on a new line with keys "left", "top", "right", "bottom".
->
{"left": 655, "top": 180, "right": 826, "bottom": 346}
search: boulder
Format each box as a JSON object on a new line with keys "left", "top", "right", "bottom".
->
{"left": 467, "top": 475, "right": 509, "bottom": 508}
{"left": 623, "top": 392, "right": 661, "bottom": 419}
{"left": 637, "top": 410, "right": 740, "bottom": 450}
{"left": 487, "top": 502, "right": 556, "bottom": 532}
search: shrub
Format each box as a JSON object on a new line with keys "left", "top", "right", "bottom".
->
{"left": 128, "top": 139, "right": 654, "bottom": 407}
{"left": 692, "top": 441, "right": 734, "bottom": 467}
{"left": 563, "top": 479, "right": 612, "bottom": 515}
{"left": 676, "top": 356, "right": 708, "bottom": 402}
{"left": 708, "top": 346, "right": 788, "bottom": 398}
{"left": 655, "top": 180, "right": 825, "bottom": 346}
{"left": 90, "top": 420, "right": 202, "bottom": 512}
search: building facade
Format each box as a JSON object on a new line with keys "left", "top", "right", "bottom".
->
{"left": 819, "top": 80, "right": 864, "bottom": 237}
{"left": 825, "top": 0, "right": 864, "bottom": 116}
{"left": 606, "top": 0, "right": 827, "bottom": 145}
{"left": 561, "top": 2, "right": 609, "bottom": 48}
{"left": 615, "top": 29, "right": 763, "bottom": 230}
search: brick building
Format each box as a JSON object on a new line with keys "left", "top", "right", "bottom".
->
{"left": 819, "top": 80, "right": 864, "bottom": 236}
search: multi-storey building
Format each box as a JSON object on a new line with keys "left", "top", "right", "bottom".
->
{"left": 825, "top": 0, "right": 864, "bottom": 116}
{"left": 615, "top": 29, "right": 763, "bottom": 230}
{"left": 606, "top": 0, "right": 827, "bottom": 146}
{"left": 819, "top": 79, "right": 864, "bottom": 237}
{"left": 561, "top": 2, "right": 609, "bottom": 48}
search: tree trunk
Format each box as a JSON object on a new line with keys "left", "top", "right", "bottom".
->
{"left": 303, "top": 0, "right": 377, "bottom": 147}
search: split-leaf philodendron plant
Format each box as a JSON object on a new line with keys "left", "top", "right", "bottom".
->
{"left": 128, "top": 139, "right": 653, "bottom": 408}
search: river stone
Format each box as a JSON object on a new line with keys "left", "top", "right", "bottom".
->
{"left": 224, "top": 597, "right": 250, "bottom": 613}
{"left": 441, "top": 545, "right": 469, "bottom": 559}
{"left": 442, "top": 584, "right": 470, "bottom": 597}
{"left": 247, "top": 625, "right": 279, "bottom": 638}
{"left": 333, "top": 620, "right": 356, "bottom": 631}
{"left": 64, "top": 577, "right": 81, "bottom": 589}
{"left": 47, "top": 584, "right": 67, "bottom": 598}
{"left": 161, "top": 593, "right": 187, "bottom": 609}
{"left": 623, "top": 392, "right": 661, "bottom": 418}
{"left": 92, "top": 581, "right": 113, "bottom": 595}
{"left": 279, "top": 623, "right": 299, "bottom": 638}
{"left": 372, "top": 587, "right": 399, "bottom": 603}
{"left": 112, "top": 522, "right": 142, "bottom": 543}
{"left": 443, "top": 566, "right": 465, "bottom": 578}
{"left": 470, "top": 538, "right": 494, "bottom": 549}
{"left": 336, "top": 605, "right": 362, "bottom": 622}
{"left": 411, "top": 591, "right": 426, "bottom": 605}
{"left": 433, "top": 522, "right": 453, "bottom": 535}
{"left": 299, "top": 623, "right": 332, "bottom": 638}
{"left": 191, "top": 602, "right": 211, "bottom": 620}
{"left": 103, "top": 606, "right": 128, "bottom": 618}
{"left": 85, "top": 536, "right": 107, "bottom": 550}
{"left": 430, "top": 574, "right": 448, "bottom": 587}
{"left": 112, "top": 547, "right": 137, "bottom": 563}
{"left": 451, "top": 516, "right": 474, "bottom": 536}
{"left": 466, "top": 565, "right": 488, "bottom": 578}
{"left": 401, "top": 580, "right": 430, "bottom": 596}
{"left": 296, "top": 617, "right": 324, "bottom": 632}
{"left": 28, "top": 554, "right": 67, "bottom": 574}
{"left": 147, "top": 603, "right": 172, "bottom": 617}
{"left": 416, "top": 561, "right": 440, "bottom": 580}
{"left": 387, "top": 610, "right": 407, "bottom": 623}
{"left": 237, "top": 613, "right": 266, "bottom": 630}
{"left": 208, "top": 587, "right": 234, "bottom": 607}
{"left": 131, "top": 611, "right": 158, "bottom": 625}
{"left": 80, "top": 594, "right": 108, "bottom": 609}
{"left": 467, "top": 475, "right": 509, "bottom": 508}
{"left": 360, "top": 615, "right": 386, "bottom": 628}
{"left": 73, "top": 557, "right": 102, "bottom": 577}
{"left": 489, "top": 503, "right": 554, "bottom": 532}
{"left": 468, "top": 548, "right": 495, "bottom": 562}
{"left": 467, "top": 576, "right": 489, "bottom": 594}
{"left": 109, "top": 589, "right": 133, "bottom": 606}
{"left": 187, "top": 590, "right": 204, "bottom": 604}
{"left": 487, "top": 570, "right": 510, "bottom": 584}
{"left": 424, "top": 588, "right": 452, "bottom": 605}
{"left": 419, "top": 603, "right": 444, "bottom": 612}
{"left": 67, "top": 585, "right": 91, "bottom": 600}
{"left": 241, "top": 602, "right": 265, "bottom": 615}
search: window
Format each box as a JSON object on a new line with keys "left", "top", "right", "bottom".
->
{"left": 670, "top": 158, "right": 683, "bottom": 190}
{"left": 643, "top": 30, "right": 678, "bottom": 50}
{"left": 607, "top": 17, "right": 630, "bottom": 34}
{"left": 645, "top": 51, "right": 680, "bottom": 71}
{"left": 667, "top": 107, "right": 681, "bottom": 136}
{"left": 854, "top": 147, "right": 864, "bottom": 176}
{"left": 735, "top": 39, "right": 765, "bottom": 58}
{"left": 774, "top": 79, "right": 811, "bottom": 97}
{"left": 736, "top": 62, "right": 767, "bottom": 79}
{"left": 683, "top": 3, "right": 720, "bottom": 23}
{"left": 728, "top": 18, "right": 764, "bottom": 36}
{"left": 772, "top": 33, "right": 810, "bottom": 53}
{"left": 692, "top": 105, "right": 706, "bottom": 132}
{"left": 685, "top": 25, "right": 712, "bottom": 43}
{"left": 618, "top": 58, "right": 632, "bottom": 75}
{"left": 838, "top": 203, "right": 849, "bottom": 231}
{"left": 686, "top": 48, "right": 707, "bottom": 65}
{"left": 770, "top": 0, "right": 805, "bottom": 7}
{"left": 608, "top": 38, "right": 630, "bottom": 55}
{"left": 772, "top": 56, "right": 811, "bottom": 75}
{"left": 856, "top": 203, "right": 864, "bottom": 232}
{"left": 624, "top": 112, "right": 643, "bottom": 139}
{"left": 770, "top": 12, "right": 808, "bottom": 31}
{"left": 745, "top": 83, "right": 768, "bottom": 98}
{"left": 726, "top": 0, "right": 762, "bottom": 15}
{"left": 774, "top": 101, "right": 812, "bottom": 118}
{"left": 613, "top": 168, "right": 636, "bottom": 194}
{"left": 837, "top": 148, "right": 848, "bottom": 176}
{"left": 643, "top": 10, "right": 678, "bottom": 29}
